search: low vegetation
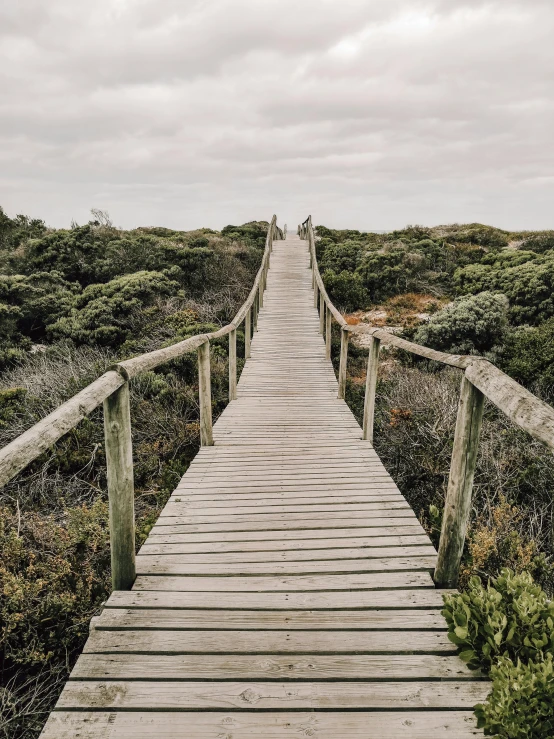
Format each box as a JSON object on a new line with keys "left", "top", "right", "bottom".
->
{"left": 0, "top": 206, "right": 267, "bottom": 738}
{"left": 319, "top": 220, "right": 554, "bottom": 738}
{"left": 444, "top": 571, "right": 554, "bottom": 737}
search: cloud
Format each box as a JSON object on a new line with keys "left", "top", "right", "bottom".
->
{"left": 0, "top": 0, "right": 553, "bottom": 229}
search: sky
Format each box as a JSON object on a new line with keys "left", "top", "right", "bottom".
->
{"left": 1, "top": 0, "right": 553, "bottom": 231}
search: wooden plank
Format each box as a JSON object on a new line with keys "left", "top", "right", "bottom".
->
{"left": 107, "top": 588, "right": 449, "bottom": 610}
{"left": 168, "top": 493, "right": 404, "bottom": 506}
{"left": 149, "top": 517, "right": 424, "bottom": 534}
{"left": 95, "top": 607, "right": 447, "bottom": 631}
{"left": 134, "top": 555, "right": 437, "bottom": 576}
{"left": 72, "top": 652, "right": 476, "bottom": 680}
{"left": 138, "top": 545, "right": 437, "bottom": 560}
{"left": 84, "top": 629, "right": 456, "bottom": 654}
{"left": 160, "top": 502, "right": 410, "bottom": 517}
{"left": 140, "top": 537, "right": 432, "bottom": 553}
{"left": 57, "top": 680, "right": 489, "bottom": 710}
{"left": 132, "top": 571, "right": 434, "bottom": 592}
{"left": 41, "top": 710, "right": 483, "bottom": 738}
{"left": 146, "top": 527, "right": 429, "bottom": 544}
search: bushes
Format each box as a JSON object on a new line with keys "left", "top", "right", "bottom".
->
{"left": 443, "top": 570, "right": 554, "bottom": 672}
{"left": 454, "top": 251, "right": 554, "bottom": 325}
{"left": 498, "top": 317, "right": 554, "bottom": 393}
{"left": 443, "top": 571, "right": 554, "bottom": 738}
{"left": 321, "top": 269, "right": 369, "bottom": 311}
{"left": 0, "top": 502, "right": 111, "bottom": 668}
{"left": 475, "top": 655, "right": 554, "bottom": 738}
{"left": 413, "top": 291, "right": 509, "bottom": 354}
{"left": 49, "top": 271, "right": 180, "bottom": 347}
{"left": 319, "top": 241, "right": 363, "bottom": 273}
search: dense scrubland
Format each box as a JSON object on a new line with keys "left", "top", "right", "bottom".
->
{"left": 0, "top": 207, "right": 267, "bottom": 737}
{"left": 1, "top": 208, "right": 553, "bottom": 737}
{"left": 317, "top": 221, "right": 554, "bottom": 738}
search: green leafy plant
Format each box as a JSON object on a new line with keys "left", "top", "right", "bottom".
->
{"left": 442, "top": 569, "right": 554, "bottom": 672}
{"left": 475, "top": 654, "right": 554, "bottom": 738}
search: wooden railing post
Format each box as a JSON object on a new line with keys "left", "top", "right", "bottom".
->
{"left": 362, "top": 336, "right": 381, "bottom": 443}
{"left": 197, "top": 340, "right": 214, "bottom": 446}
{"left": 314, "top": 283, "right": 319, "bottom": 309}
{"left": 319, "top": 292, "right": 325, "bottom": 334}
{"left": 435, "top": 374, "right": 484, "bottom": 587}
{"left": 103, "top": 382, "right": 135, "bottom": 591}
{"left": 337, "top": 327, "right": 349, "bottom": 399}
{"left": 245, "top": 308, "right": 251, "bottom": 359}
{"left": 325, "top": 307, "right": 332, "bottom": 360}
{"left": 229, "top": 327, "right": 237, "bottom": 401}
{"left": 253, "top": 293, "right": 259, "bottom": 331}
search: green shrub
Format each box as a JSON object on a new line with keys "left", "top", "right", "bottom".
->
{"left": 320, "top": 241, "right": 363, "bottom": 273}
{"left": 498, "top": 317, "right": 554, "bottom": 392}
{"left": 357, "top": 247, "right": 409, "bottom": 302}
{"left": 442, "top": 569, "right": 554, "bottom": 672}
{"left": 520, "top": 231, "right": 554, "bottom": 254}
{"left": 413, "top": 291, "right": 509, "bottom": 354}
{"left": 50, "top": 271, "right": 179, "bottom": 347}
{"left": 475, "top": 654, "right": 554, "bottom": 738}
{"left": 322, "top": 269, "right": 369, "bottom": 311}
{"left": 0, "top": 501, "right": 111, "bottom": 668}
{"left": 454, "top": 251, "right": 554, "bottom": 324}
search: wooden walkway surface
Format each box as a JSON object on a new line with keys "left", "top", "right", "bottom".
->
{"left": 42, "top": 233, "right": 486, "bottom": 737}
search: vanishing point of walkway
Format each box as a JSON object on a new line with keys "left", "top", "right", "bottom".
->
{"left": 41, "top": 233, "right": 487, "bottom": 737}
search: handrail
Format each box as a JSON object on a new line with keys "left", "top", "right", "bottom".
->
{"left": 301, "top": 215, "right": 554, "bottom": 588}
{"left": 0, "top": 215, "right": 281, "bottom": 590}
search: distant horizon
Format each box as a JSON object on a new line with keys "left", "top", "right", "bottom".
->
{"left": 3, "top": 203, "right": 551, "bottom": 235}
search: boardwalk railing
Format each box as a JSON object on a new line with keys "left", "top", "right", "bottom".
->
{"left": 0, "top": 216, "right": 282, "bottom": 590}
{"left": 299, "top": 215, "right": 554, "bottom": 588}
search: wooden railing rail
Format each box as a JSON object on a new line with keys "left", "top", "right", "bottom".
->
{"left": 301, "top": 215, "right": 554, "bottom": 588}
{"left": 0, "top": 216, "right": 281, "bottom": 590}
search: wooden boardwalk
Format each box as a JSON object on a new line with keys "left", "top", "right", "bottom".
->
{"left": 41, "top": 233, "right": 487, "bottom": 737}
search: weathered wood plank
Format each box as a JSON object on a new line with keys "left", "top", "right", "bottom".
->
{"left": 146, "top": 527, "right": 430, "bottom": 544}
{"left": 95, "top": 607, "right": 447, "bottom": 630}
{"left": 134, "top": 555, "right": 436, "bottom": 576}
{"left": 149, "top": 517, "right": 424, "bottom": 534}
{"left": 41, "top": 710, "right": 483, "bottom": 738}
{"left": 84, "top": 629, "right": 456, "bottom": 654}
{"left": 107, "top": 588, "right": 449, "bottom": 610}
{"left": 57, "top": 680, "right": 489, "bottom": 710}
{"left": 71, "top": 652, "right": 477, "bottom": 680}
{"left": 132, "top": 571, "right": 435, "bottom": 592}
{"left": 138, "top": 544, "right": 436, "bottom": 560}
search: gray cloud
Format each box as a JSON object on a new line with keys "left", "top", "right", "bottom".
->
{"left": 1, "top": 0, "right": 553, "bottom": 229}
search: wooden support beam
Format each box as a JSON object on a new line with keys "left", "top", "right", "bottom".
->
{"left": 325, "top": 307, "right": 332, "bottom": 361}
{"left": 253, "top": 293, "right": 259, "bottom": 332}
{"left": 314, "top": 282, "right": 319, "bottom": 309}
{"left": 245, "top": 309, "right": 251, "bottom": 359}
{"left": 229, "top": 328, "right": 237, "bottom": 401}
{"left": 197, "top": 341, "right": 214, "bottom": 447}
{"left": 435, "top": 375, "right": 484, "bottom": 588}
{"left": 363, "top": 336, "right": 381, "bottom": 443}
{"left": 337, "top": 327, "right": 349, "bottom": 400}
{"left": 319, "top": 292, "right": 325, "bottom": 335}
{"left": 103, "top": 382, "right": 135, "bottom": 591}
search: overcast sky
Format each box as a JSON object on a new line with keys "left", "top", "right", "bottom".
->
{"left": 1, "top": 0, "right": 553, "bottom": 231}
